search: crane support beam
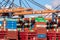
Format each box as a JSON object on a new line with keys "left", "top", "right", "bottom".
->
{"left": 13, "top": 10, "right": 60, "bottom": 15}
{"left": 45, "top": 18, "right": 52, "bottom": 20}
{"left": 0, "top": 8, "right": 33, "bottom": 13}
{"left": 0, "top": 8, "right": 60, "bottom": 15}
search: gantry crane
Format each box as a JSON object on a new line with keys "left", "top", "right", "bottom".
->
{"left": 0, "top": 7, "right": 60, "bottom": 20}
{"left": 0, "top": 0, "right": 60, "bottom": 21}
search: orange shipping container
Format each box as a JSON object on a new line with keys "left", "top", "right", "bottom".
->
{"left": 36, "top": 27, "right": 47, "bottom": 34}
{"left": 33, "top": 22, "right": 47, "bottom": 33}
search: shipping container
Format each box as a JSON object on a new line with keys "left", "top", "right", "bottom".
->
{"left": 6, "top": 31, "right": 18, "bottom": 40}
{"left": 33, "top": 22, "right": 47, "bottom": 33}
{"left": 20, "top": 32, "right": 28, "bottom": 40}
{"left": 37, "top": 38, "right": 47, "bottom": 40}
{"left": 6, "top": 18, "right": 17, "bottom": 29}
{"left": 23, "top": 18, "right": 29, "bottom": 21}
{"left": 35, "top": 17, "right": 47, "bottom": 22}
{"left": 0, "top": 18, "right": 4, "bottom": 29}
{"left": 47, "top": 31, "right": 56, "bottom": 40}
{"left": 56, "top": 32, "right": 60, "bottom": 40}
{"left": 57, "top": 28, "right": 60, "bottom": 32}
{"left": 0, "top": 21, "right": 3, "bottom": 26}
{"left": 28, "top": 32, "right": 37, "bottom": 40}
{"left": 24, "top": 28, "right": 29, "bottom": 32}
{"left": 37, "top": 34, "right": 47, "bottom": 40}
{"left": 0, "top": 31, "right": 7, "bottom": 40}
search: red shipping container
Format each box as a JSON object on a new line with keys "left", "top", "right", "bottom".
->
{"left": 28, "top": 32, "right": 37, "bottom": 40}
{"left": 57, "top": 33, "right": 60, "bottom": 40}
{"left": 6, "top": 31, "right": 18, "bottom": 40}
{"left": 0, "top": 31, "right": 7, "bottom": 40}
{"left": 20, "top": 32, "right": 28, "bottom": 40}
{"left": 33, "top": 22, "right": 47, "bottom": 40}
{"left": 37, "top": 38, "right": 47, "bottom": 40}
{"left": 47, "top": 31, "right": 56, "bottom": 40}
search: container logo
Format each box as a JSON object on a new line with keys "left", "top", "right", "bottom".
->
{"left": 37, "top": 34, "right": 46, "bottom": 38}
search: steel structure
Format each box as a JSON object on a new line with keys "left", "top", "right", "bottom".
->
{"left": 0, "top": 0, "right": 60, "bottom": 21}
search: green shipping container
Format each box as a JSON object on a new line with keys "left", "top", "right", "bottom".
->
{"left": 35, "top": 17, "right": 46, "bottom": 22}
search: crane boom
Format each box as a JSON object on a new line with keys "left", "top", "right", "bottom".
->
{"left": 13, "top": 10, "right": 60, "bottom": 15}
{"left": 0, "top": 8, "right": 59, "bottom": 20}
{"left": 0, "top": 8, "right": 33, "bottom": 13}
{"left": 0, "top": 8, "right": 60, "bottom": 15}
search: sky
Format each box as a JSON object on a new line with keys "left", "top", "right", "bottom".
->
{"left": 0, "top": 0, "right": 60, "bottom": 10}
{"left": 0, "top": 0, "right": 52, "bottom": 10}
{"left": 13, "top": 0, "right": 60, "bottom": 10}
{"left": 14, "top": 0, "right": 52, "bottom": 10}
{"left": 0, "top": 0, "right": 60, "bottom": 18}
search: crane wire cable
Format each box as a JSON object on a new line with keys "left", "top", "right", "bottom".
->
{"left": 9, "top": 0, "right": 19, "bottom": 8}
{"left": 0, "top": 0, "right": 5, "bottom": 8}
{"left": 10, "top": 1, "right": 19, "bottom": 7}
{"left": 19, "top": 0, "right": 22, "bottom": 7}
{"left": 9, "top": 0, "right": 14, "bottom": 7}
{"left": 3, "top": 0, "right": 9, "bottom": 7}
{"left": 0, "top": 0, "right": 4, "bottom": 4}
{"left": 22, "top": 0, "right": 27, "bottom": 8}
{"left": 54, "top": 5, "right": 60, "bottom": 10}
{"left": 0, "top": 0, "right": 6, "bottom": 8}
{"left": 24, "top": 0, "right": 32, "bottom": 8}
{"left": 44, "top": 5, "right": 60, "bottom": 18}
{"left": 28, "top": 0, "right": 49, "bottom": 10}
{"left": 1, "top": 0, "right": 8, "bottom": 7}
{"left": 0, "top": 0, "right": 13, "bottom": 8}
{"left": 29, "top": 0, "right": 51, "bottom": 18}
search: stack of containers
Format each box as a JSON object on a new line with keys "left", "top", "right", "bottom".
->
{"left": 20, "top": 18, "right": 29, "bottom": 40}
{"left": 29, "top": 18, "right": 35, "bottom": 32}
{"left": 0, "top": 18, "right": 7, "bottom": 40}
{"left": 0, "top": 18, "right": 4, "bottom": 31}
{"left": 23, "top": 18, "right": 30, "bottom": 32}
{"left": 57, "top": 18, "right": 60, "bottom": 40}
{"left": 57, "top": 18, "right": 60, "bottom": 32}
{"left": 28, "top": 32, "right": 37, "bottom": 40}
{"left": 34, "top": 17, "right": 47, "bottom": 40}
{"left": 47, "top": 29, "right": 56, "bottom": 40}
{"left": 17, "top": 18, "right": 24, "bottom": 32}
{"left": 20, "top": 32, "right": 28, "bottom": 40}
{"left": 5, "top": 18, "right": 18, "bottom": 40}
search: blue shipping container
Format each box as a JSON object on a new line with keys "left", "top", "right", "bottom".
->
{"left": 37, "top": 34, "right": 46, "bottom": 38}
{"left": 0, "top": 21, "right": 3, "bottom": 26}
{"left": 6, "top": 21, "right": 17, "bottom": 29}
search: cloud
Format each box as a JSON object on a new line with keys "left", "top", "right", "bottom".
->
{"left": 45, "top": 4, "right": 52, "bottom": 9}
{"left": 52, "top": 0, "right": 60, "bottom": 8}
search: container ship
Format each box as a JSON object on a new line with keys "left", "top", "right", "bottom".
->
{"left": 0, "top": 0, "right": 60, "bottom": 40}
{"left": 0, "top": 16, "right": 60, "bottom": 40}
